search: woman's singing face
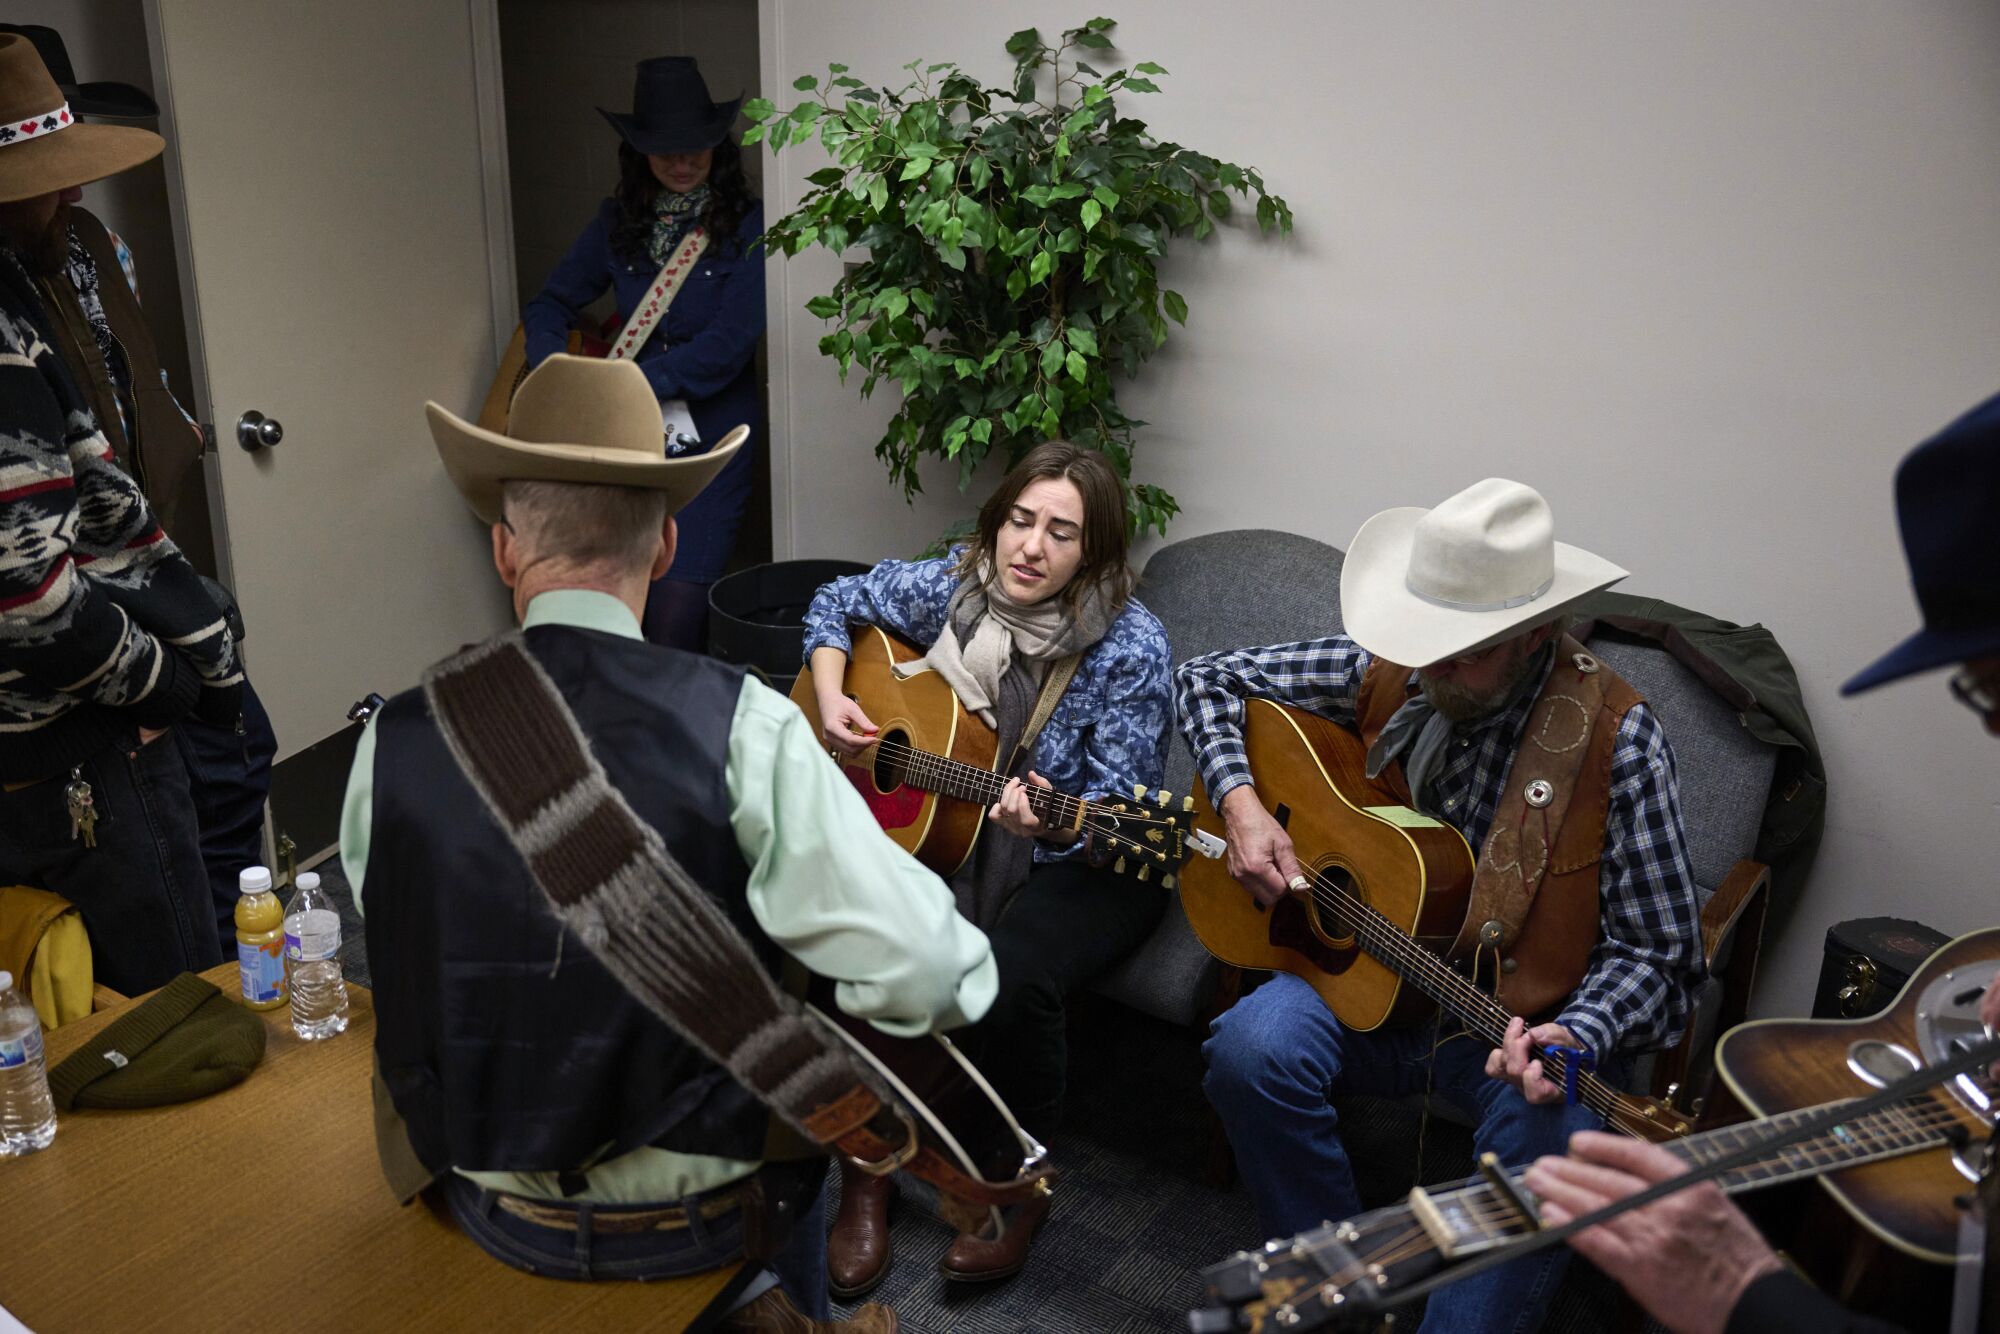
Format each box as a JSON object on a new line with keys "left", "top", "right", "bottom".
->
{"left": 995, "top": 477, "right": 1087, "bottom": 605}
{"left": 647, "top": 149, "right": 714, "bottom": 194}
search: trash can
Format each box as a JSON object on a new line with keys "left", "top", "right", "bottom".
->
{"left": 707, "top": 560, "right": 869, "bottom": 686}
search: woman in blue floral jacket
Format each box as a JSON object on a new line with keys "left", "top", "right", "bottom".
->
{"left": 803, "top": 442, "right": 1173, "bottom": 1291}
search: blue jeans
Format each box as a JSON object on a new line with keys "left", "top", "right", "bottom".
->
{"left": 1203, "top": 973, "right": 1606, "bottom": 1334}
{"left": 441, "top": 1168, "right": 830, "bottom": 1319}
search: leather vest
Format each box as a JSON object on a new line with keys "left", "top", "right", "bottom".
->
{"left": 35, "top": 209, "right": 216, "bottom": 577}
{"left": 1355, "top": 636, "right": 1643, "bottom": 1019}
{"left": 366, "top": 626, "right": 776, "bottom": 1176}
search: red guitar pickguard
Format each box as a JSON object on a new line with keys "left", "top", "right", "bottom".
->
{"left": 845, "top": 764, "right": 925, "bottom": 830}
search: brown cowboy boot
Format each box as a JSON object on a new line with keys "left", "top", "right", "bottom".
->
{"left": 717, "top": 1286, "right": 898, "bottom": 1332}
{"left": 937, "top": 1187, "right": 1052, "bottom": 1284}
{"left": 826, "top": 1160, "right": 895, "bottom": 1299}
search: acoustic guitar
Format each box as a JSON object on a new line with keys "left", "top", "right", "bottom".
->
{"left": 1190, "top": 929, "right": 2000, "bottom": 1332}
{"left": 788, "top": 625, "right": 1218, "bottom": 879}
{"left": 1179, "top": 697, "right": 1691, "bottom": 1141}
{"left": 476, "top": 321, "right": 610, "bottom": 433}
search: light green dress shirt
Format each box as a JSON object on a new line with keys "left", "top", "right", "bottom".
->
{"left": 339, "top": 588, "right": 997, "bottom": 1202}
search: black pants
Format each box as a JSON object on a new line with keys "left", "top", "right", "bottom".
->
{"left": 964, "top": 858, "right": 1166, "bottom": 1142}
{"left": 0, "top": 729, "right": 223, "bottom": 994}
{"left": 174, "top": 675, "right": 277, "bottom": 944}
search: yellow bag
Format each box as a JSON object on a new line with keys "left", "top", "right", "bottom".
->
{"left": 0, "top": 885, "right": 95, "bottom": 1029}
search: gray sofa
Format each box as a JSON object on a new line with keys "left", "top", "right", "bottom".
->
{"left": 1097, "top": 527, "right": 1778, "bottom": 1116}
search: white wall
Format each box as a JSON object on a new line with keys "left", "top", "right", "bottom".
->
{"left": 758, "top": 0, "right": 2000, "bottom": 1018}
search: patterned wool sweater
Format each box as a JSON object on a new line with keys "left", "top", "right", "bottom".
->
{"left": 0, "top": 248, "right": 240, "bottom": 783}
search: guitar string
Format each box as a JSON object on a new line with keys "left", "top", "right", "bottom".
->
{"left": 1282, "top": 861, "right": 1638, "bottom": 1124}
{"left": 1289, "top": 1092, "right": 1975, "bottom": 1291}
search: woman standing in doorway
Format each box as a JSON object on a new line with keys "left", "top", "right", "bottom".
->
{"left": 523, "top": 57, "right": 763, "bottom": 650}
{"left": 803, "top": 442, "right": 1174, "bottom": 1292}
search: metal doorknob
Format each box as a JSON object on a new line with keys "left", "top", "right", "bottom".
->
{"left": 236, "top": 410, "right": 284, "bottom": 451}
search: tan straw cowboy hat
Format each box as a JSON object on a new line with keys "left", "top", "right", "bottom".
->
{"left": 426, "top": 354, "right": 745, "bottom": 525}
{"left": 1340, "top": 478, "right": 1627, "bottom": 668}
{"left": 0, "top": 33, "right": 162, "bottom": 204}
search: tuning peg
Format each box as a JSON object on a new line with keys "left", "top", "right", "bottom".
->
{"left": 1132, "top": 782, "right": 1147, "bottom": 799}
{"left": 1182, "top": 795, "right": 1195, "bottom": 812}
{"left": 1114, "top": 857, "right": 1128, "bottom": 874}
{"left": 1155, "top": 788, "right": 1171, "bottom": 806}
{"left": 1137, "top": 865, "right": 1151, "bottom": 882}
{"left": 1162, "top": 873, "right": 1176, "bottom": 890}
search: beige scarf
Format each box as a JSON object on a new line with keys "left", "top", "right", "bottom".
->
{"left": 896, "top": 558, "right": 1117, "bottom": 726}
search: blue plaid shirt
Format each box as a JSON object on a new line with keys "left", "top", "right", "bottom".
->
{"left": 1174, "top": 635, "right": 1703, "bottom": 1058}
{"left": 804, "top": 554, "right": 1174, "bottom": 864}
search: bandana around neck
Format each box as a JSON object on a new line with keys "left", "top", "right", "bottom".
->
{"left": 647, "top": 184, "right": 712, "bottom": 264}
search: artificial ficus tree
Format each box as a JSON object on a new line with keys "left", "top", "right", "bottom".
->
{"left": 747, "top": 17, "right": 1293, "bottom": 537}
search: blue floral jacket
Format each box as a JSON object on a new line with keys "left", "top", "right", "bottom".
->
{"left": 803, "top": 554, "right": 1174, "bottom": 863}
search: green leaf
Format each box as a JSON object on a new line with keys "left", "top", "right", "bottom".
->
{"left": 742, "top": 123, "right": 766, "bottom": 146}
{"left": 794, "top": 74, "right": 819, "bottom": 91}
{"left": 1075, "top": 31, "right": 1113, "bottom": 48}
{"left": 1163, "top": 290, "right": 1188, "bottom": 324}
{"left": 1207, "top": 189, "right": 1231, "bottom": 214}
{"left": 867, "top": 175, "right": 889, "bottom": 212}
{"left": 968, "top": 156, "right": 992, "bottom": 190}
{"left": 1134, "top": 60, "right": 1168, "bottom": 74}
{"left": 909, "top": 290, "right": 936, "bottom": 317}
{"left": 1029, "top": 250, "right": 1053, "bottom": 284}
{"left": 1256, "top": 195, "right": 1276, "bottom": 230}
{"left": 1040, "top": 341, "right": 1064, "bottom": 378}
{"left": 1065, "top": 350, "right": 1088, "bottom": 382}
{"left": 1066, "top": 327, "right": 1099, "bottom": 356}
{"left": 1092, "top": 184, "right": 1119, "bottom": 210}
{"left": 898, "top": 156, "right": 930, "bottom": 182}
{"left": 829, "top": 62, "right": 849, "bottom": 73}
{"left": 1004, "top": 27, "right": 1041, "bottom": 58}
{"left": 833, "top": 76, "right": 865, "bottom": 89}
{"left": 805, "top": 294, "right": 842, "bottom": 318}
{"left": 1006, "top": 269, "right": 1028, "bottom": 301}
{"left": 1122, "top": 77, "right": 1160, "bottom": 93}
{"left": 937, "top": 240, "right": 966, "bottom": 270}
{"left": 743, "top": 97, "right": 776, "bottom": 122}
{"left": 1080, "top": 199, "right": 1102, "bottom": 232}
{"left": 807, "top": 166, "right": 847, "bottom": 187}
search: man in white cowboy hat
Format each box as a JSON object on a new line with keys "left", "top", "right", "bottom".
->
{"left": 340, "top": 354, "right": 995, "bottom": 1331}
{"left": 1176, "top": 477, "right": 1704, "bottom": 1334}
{"left": 0, "top": 24, "right": 280, "bottom": 960}
{"left": 0, "top": 31, "right": 243, "bottom": 996}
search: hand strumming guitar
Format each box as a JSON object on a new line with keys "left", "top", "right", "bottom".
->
{"left": 810, "top": 645, "right": 878, "bottom": 757}
{"left": 1219, "top": 785, "right": 1304, "bottom": 907}
{"left": 1485, "top": 1016, "right": 1580, "bottom": 1105}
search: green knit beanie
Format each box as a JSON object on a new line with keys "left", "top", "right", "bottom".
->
{"left": 48, "top": 972, "right": 267, "bottom": 1110}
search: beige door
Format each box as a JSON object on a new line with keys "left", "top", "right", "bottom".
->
{"left": 147, "top": 0, "right": 512, "bottom": 763}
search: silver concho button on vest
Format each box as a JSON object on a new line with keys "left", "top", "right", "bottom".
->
{"left": 1572, "top": 652, "right": 1599, "bottom": 674}
{"left": 1523, "top": 778, "right": 1554, "bottom": 807}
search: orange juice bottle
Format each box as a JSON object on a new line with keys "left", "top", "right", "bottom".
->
{"left": 234, "top": 866, "right": 287, "bottom": 1011}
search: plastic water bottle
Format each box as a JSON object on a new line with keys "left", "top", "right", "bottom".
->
{"left": 0, "top": 971, "right": 56, "bottom": 1156}
{"left": 283, "top": 872, "right": 349, "bottom": 1040}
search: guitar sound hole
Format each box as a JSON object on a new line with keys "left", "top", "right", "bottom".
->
{"left": 1314, "top": 865, "right": 1363, "bottom": 943}
{"left": 872, "top": 728, "right": 912, "bottom": 792}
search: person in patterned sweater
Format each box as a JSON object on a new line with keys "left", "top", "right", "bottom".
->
{"left": 0, "top": 32, "right": 241, "bottom": 994}
{"left": 803, "top": 441, "right": 1174, "bottom": 1293}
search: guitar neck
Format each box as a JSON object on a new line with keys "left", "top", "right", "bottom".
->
{"left": 1408, "top": 1093, "right": 1958, "bottom": 1260}
{"left": 1297, "top": 877, "right": 1631, "bottom": 1121}
{"left": 876, "top": 741, "right": 1084, "bottom": 830}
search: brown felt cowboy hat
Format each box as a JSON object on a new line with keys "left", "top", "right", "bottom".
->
{"left": 0, "top": 33, "right": 162, "bottom": 204}
{"left": 425, "top": 355, "right": 745, "bottom": 525}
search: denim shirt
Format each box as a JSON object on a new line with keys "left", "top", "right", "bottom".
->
{"left": 803, "top": 554, "right": 1175, "bottom": 863}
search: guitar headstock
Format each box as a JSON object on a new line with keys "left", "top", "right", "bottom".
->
{"left": 1190, "top": 1212, "right": 1405, "bottom": 1333}
{"left": 1086, "top": 784, "right": 1225, "bottom": 885}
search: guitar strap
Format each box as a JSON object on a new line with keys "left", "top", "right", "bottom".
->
{"left": 1007, "top": 652, "right": 1083, "bottom": 778}
{"left": 421, "top": 633, "right": 1048, "bottom": 1211}
{"left": 604, "top": 228, "right": 710, "bottom": 361}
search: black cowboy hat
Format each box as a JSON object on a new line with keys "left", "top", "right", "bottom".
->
{"left": 1844, "top": 389, "right": 2000, "bottom": 694}
{"left": 0, "top": 24, "right": 158, "bottom": 120}
{"left": 598, "top": 56, "right": 742, "bottom": 157}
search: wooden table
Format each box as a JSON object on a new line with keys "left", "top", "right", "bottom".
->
{"left": 0, "top": 965, "right": 740, "bottom": 1332}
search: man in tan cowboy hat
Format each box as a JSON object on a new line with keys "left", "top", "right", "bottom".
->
{"left": 1175, "top": 478, "right": 1703, "bottom": 1334}
{"left": 0, "top": 31, "right": 244, "bottom": 996}
{"left": 340, "top": 354, "right": 996, "bottom": 1331}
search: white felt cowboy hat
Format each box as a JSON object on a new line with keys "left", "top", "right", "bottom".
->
{"left": 1339, "top": 478, "right": 1627, "bottom": 668}
{"left": 425, "top": 354, "right": 744, "bottom": 525}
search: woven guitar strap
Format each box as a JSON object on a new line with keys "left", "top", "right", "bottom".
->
{"left": 421, "top": 633, "right": 1035, "bottom": 1202}
{"left": 1006, "top": 653, "right": 1081, "bottom": 776}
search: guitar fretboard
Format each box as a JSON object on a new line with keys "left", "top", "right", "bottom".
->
{"left": 1414, "top": 1093, "right": 1960, "bottom": 1257}
{"left": 872, "top": 741, "right": 1083, "bottom": 828}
